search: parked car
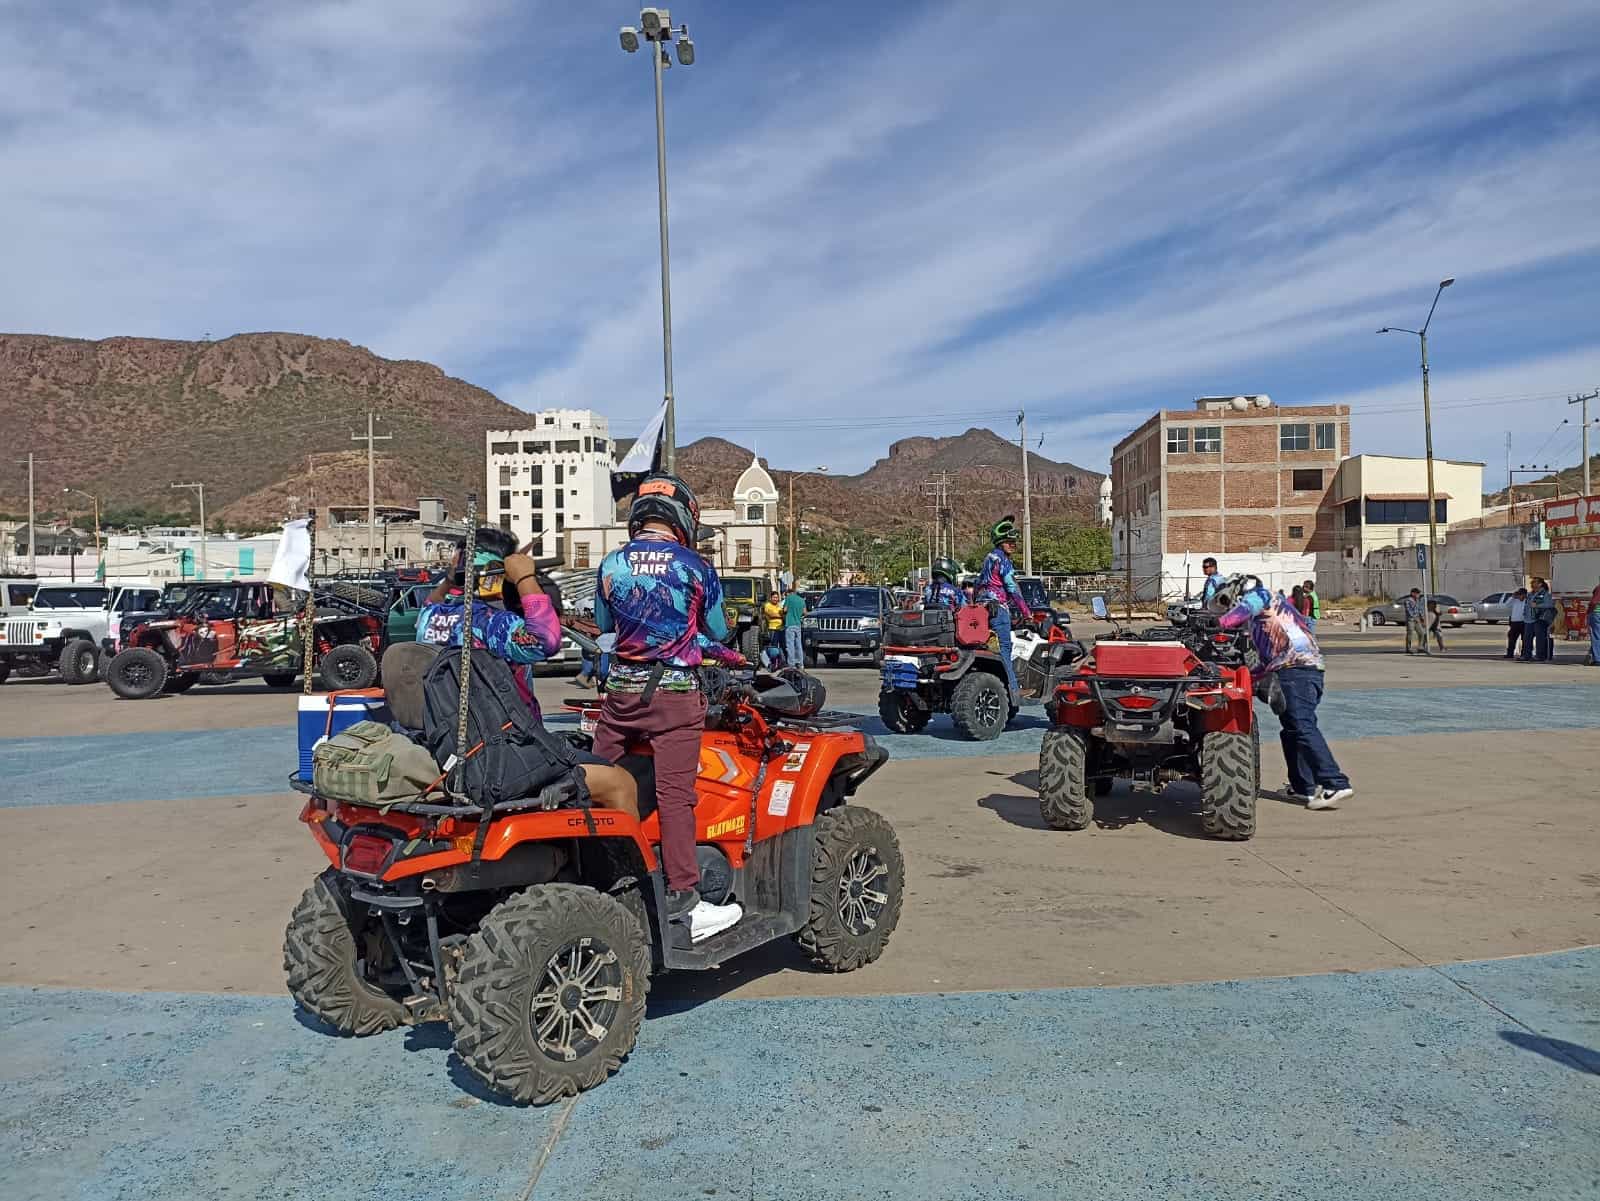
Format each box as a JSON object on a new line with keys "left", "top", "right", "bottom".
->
{"left": 1, "top": 583, "right": 161, "bottom": 685}
{"left": 1016, "top": 575, "right": 1071, "bottom": 623}
{"left": 1365, "top": 594, "right": 1475, "bottom": 628}
{"left": 1474, "top": 592, "right": 1514, "bottom": 624}
{"left": 802, "top": 586, "right": 893, "bottom": 666}
{"left": 718, "top": 574, "right": 769, "bottom": 660}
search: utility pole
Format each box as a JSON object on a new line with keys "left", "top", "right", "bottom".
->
{"left": 24, "top": 452, "right": 34, "bottom": 576}
{"left": 352, "top": 413, "right": 392, "bottom": 568}
{"left": 1017, "top": 409, "right": 1034, "bottom": 575}
{"left": 170, "top": 482, "right": 207, "bottom": 579}
{"left": 1121, "top": 459, "right": 1133, "bottom": 620}
{"left": 1570, "top": 389, "right": 1597, "bottom": 496}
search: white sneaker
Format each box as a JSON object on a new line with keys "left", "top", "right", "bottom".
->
{"left": 1308, "top": 786, "right": 1353, "bottom": 810}
{"left": 688, "top": 899, "right": 743, "bottom": 943}
{"left": 1282, "top": 782, "right": 1315, "bottom": 803}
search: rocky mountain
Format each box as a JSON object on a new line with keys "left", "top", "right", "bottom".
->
{"left": 4, "top": 331, "right": 1103, "bottom": 539}
{"left": 676, "top": 428, "right": 1102, "bottom": 542}
{"left": 1, "top": 332, "right": 524, "bottom": 527}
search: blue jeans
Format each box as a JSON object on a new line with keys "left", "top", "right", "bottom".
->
{"left": 1276, "top": 667, "right": 1348, "bottom": 794}
{"left": 1589, "top": 610, "right": 1599, "bottom": 664}
{"left": 784, "top": 625, "right": 804, "bottom": 667}
{"left": 1527, "top": 617, "right": 1553, "bottom": 661}
{"left": 991, "top": 605, "right": 1020, "bottom": 698}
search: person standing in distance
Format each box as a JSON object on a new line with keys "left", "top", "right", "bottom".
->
{"left": 976, "top": 517, "right": 1032, "bottom": 705}
{"left": 781, "top": 586, "right": 807, "bottom": 669}
{"left": 1199, "top": 557, "right": 1224, "bottom": 604}
{"left": 592, "top": 475, "right": 743, "bottom": 944}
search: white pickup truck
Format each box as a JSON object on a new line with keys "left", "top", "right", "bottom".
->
{"left": 0, "top": 583, "right": 162, "bottom": 685}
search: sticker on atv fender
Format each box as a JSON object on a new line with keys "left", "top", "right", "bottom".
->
{"left": 781, "top": 743, "right": 812, "bottom": 772}
{"left": 706, "top": 816, "right": 745, "bottom": 838}
{"left": 768, "top": 780, "right": 794, "bottom": 817}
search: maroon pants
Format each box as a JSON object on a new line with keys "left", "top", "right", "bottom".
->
{"left": 593, "top": 689, "right": 706, "bottom": 893}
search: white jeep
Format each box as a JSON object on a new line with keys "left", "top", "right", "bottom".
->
{"left": 0, "top": 583, "right": 161, "bottom": 685}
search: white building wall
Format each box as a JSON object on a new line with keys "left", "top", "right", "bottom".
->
{"left": 486, "top": 410, "right": 614, "bottom": 556}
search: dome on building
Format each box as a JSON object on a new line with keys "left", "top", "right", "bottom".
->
{"left": 734, "top": 454, "right": 778, "bottom": 502}
{"left": 1098, "top": 477, "right": 1112, "bottom": 497}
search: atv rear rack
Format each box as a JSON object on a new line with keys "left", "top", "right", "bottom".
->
{"left": 288, "top": 772, "right": 587, "bottom": 819}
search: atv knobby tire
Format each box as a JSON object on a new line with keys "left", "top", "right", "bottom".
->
{"left": 1038, "top": 728, "right": 1093, "bottom": 830}
{"left": 738, "top": 624, "right": 762, "bottom": 662}
{"left": 283, "top": 869, "right": 408, "bottom": 1036}
{"left": 451, "top": 883, "right": 650, "bottom": 1105}
{"left": 107, "top": 647, "right": 169, "bottom": 699}
{"left": 878, "top": 691, "right": 931, "bottom": 734}
{"left": 795, "top": 805, "right": 904, "bottom": 972}
{"left": 263, "top": 671, "right": 298, "bottom": 689}
{"left": 318, "top": 643, "right": 378, "bottom": 690}
{"left": 949, "top": 670, "right": 1008, "bottom": 740}
{"left": 58, "top": 638, "right": 99, "bottom": 685}
{"left": 1199, "top": 729, "right": 1257, "bottom": 840}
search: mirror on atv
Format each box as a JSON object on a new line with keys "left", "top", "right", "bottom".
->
{"left": 1091, "top": 596, "right": 1108, "bottom": 619}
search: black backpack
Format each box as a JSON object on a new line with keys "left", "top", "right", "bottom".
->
{"left": 420, "top": 647, "right": 581, "bottom": 806}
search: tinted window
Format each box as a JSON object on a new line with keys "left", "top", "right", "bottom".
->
{"left": 1017, "top": 578, "right": 1049, "bottom": 609}
{"left": 721, "top": 580, "right": 758, "bottom": 602}
{"left": 6, "top": 584, "right": 37, "bottom": 606}
{"left": 32, "top": 587, "right": 109, "bottom": 609}
{"left": 1431, "top": 595, "right": 1460, "bottom": 606}
{"left": 115, "top": 589, "right": 160, "bottom": 612}
{"left": 820, "top": 589, "right": 884, "bottom": 609}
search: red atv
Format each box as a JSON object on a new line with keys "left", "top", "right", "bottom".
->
{"left": 1034, "top": 597, "right": 1259, "bottom": 840}
{"left": 284, "top": 668, "right": 902, "bottom": 1104}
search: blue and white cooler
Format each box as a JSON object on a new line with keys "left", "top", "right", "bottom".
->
{"left": 296, "top": 689, "right": 391, "bottom": 782}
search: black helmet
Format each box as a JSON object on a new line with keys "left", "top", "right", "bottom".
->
{"left": 990, "top": 515, "right": 1019, "bottom": 546}
{"left": 451, "top": 525, "right": 520, "bottom": 590}
{"left": 932, "top": 556, "right": 960, "bottom": 583}
{"left": 628, "top": 473, "right": 701, "bottom": 547}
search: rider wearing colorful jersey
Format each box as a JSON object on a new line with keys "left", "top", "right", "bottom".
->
{"left": 592, "top": 475, "right": 743, "bottom": 944}
{"left": 922, "top": 557, "right": 965, "bottom": 610}
{"left": 976, "top": 517, "right": 1031, "bottom": 703}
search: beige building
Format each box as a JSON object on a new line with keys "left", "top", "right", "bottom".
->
{"left": 1325, "top": 455, "right": 1484, "bottom": 560}
{"left": 560, "top": 455, "right": 782, "bottom": 581}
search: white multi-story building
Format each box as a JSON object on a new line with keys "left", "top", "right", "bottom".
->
{"left": 485, "top": 410, "right": 615, "bottom": 557}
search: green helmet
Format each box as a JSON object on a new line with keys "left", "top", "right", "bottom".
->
{"left": 931, "top": 556, "right": 960, "bottom": 583}
{"left": 990, "top": 515, "right": 1019, "bottom": 546}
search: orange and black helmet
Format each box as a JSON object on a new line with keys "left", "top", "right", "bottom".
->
{"left": 628, "top": 473, "right": 701, "bottom": 547}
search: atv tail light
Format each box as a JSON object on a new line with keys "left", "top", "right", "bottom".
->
{"left": 1114, "top": 695, "right": 1159, "bottom": 710}
{"left": 343, "top": 833, "right": 393, "bottom": 876}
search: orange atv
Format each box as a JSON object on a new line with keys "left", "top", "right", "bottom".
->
{"left": 283, "top": 668, "right": 900, "bottom": 1104}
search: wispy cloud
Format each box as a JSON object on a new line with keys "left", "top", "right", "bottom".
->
{"left": 2, "top": 0, "right": 1596, "bottom": 477}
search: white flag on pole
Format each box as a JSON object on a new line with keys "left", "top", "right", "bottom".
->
{"left": 616, "top": 397, "right": 668, "bottom": 474}
{"left": 269, "top": 518, "right": 312, "bottom": 591}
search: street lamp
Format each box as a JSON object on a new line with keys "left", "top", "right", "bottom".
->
{"left": 171, "top": 481, "right": 208, "bottom": 580}
{"left": 1378, "top": 276, "right": 1454, "bottom": 597}
{"left": 619, "top": 7, "right": 697, "bottom": 474}
{"left": 787, "top": 466, "right": 828, "bottom": 578}
{"left": 61, "top": 487, "right": 101, "bottom": 557}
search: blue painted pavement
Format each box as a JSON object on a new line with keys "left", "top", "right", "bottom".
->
{"left": 2, "top": 949, "right": 1596, "bottom": 1201}
{"left": 6, "top": 684, "right": 1599, "bottom": 808}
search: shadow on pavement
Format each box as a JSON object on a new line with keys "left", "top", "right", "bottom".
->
{"left": 979, "top": 770, "right": 1212, "bottom": 840}
{"left": 1499, "top": 1030, "right": 1600, "bottom": 1076}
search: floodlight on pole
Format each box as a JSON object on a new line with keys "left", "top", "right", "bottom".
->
{"left": 619, "top": 6, "right": 695, "bottom": 473}
{"left": 1377, "top": 276, "right": 1456, "bottom": 598}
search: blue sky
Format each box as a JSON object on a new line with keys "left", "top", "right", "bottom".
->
{"left": 4, "top": 0, "right": 1599, "bottom": 481}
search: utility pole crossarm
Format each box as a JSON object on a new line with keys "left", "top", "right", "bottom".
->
{"left": 353, "top": 413, "right": 394, "bottom": 568}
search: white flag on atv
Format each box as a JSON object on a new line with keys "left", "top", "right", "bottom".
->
{"left": 269, "top": 518, "right": 312, "bottom": 592}
{"left": 616, "top": 397, "right": 668, "bottom": 474}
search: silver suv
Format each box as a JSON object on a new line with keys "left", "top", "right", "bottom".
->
{"left": 0, "top": 583, "right": 161, "bottom": 685}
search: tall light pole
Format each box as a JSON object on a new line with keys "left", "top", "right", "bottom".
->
{"left": 1379, "top": 276, "right": 1454, "bottom": 597}
{"left": 787, "top": 466, "right": 828, "bottom": 578}
{"left": 62, "top": 488, "right": 101, "bottom": 558}
{"left": 620, "top": 8, "right": 696, "bottom": 474}
{"left": 171, "top": 482, "right": 207, "bottom": 580}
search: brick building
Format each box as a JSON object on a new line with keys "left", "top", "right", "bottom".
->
{"left": 1110, "top": 395, "right": 1351, "bottom": 598}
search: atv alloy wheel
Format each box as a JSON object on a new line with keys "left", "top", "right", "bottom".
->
{"left": 949, "top": 671, "right": 1008, "bottom": 740}
{"left": 796, "top": 805, "right": 904, "bottom": 972}
{"left": 318, "top": 644, "right": 378, "bottom": 691}
{"left": 283, "top": 869, "right": 408, "bottom": 1036}
{"left": 877, "top": 691, "right": 931, "bottom": 734}
{"left": 106, "top": 647, "right": 169, "bottom": 699}
{"left": 1037, "top": 728, "right": 1094, "bottom": 830}
{"left": 452, "top": 884, "right": 650, "bottom": 1105}
{"left": 58, "top": 639, "right": 99, "bottom": 685}
{"left": 1198, "top": 728, "right": 1258, "bottom": 840}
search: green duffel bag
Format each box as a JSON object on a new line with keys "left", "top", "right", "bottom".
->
{"left": 312, "top": 720, "right": 442, "bottom": 810}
